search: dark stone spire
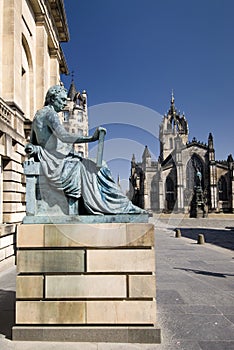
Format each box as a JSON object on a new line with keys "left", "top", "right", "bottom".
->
{"left": 208, "top": 132, "right": 214, "bottom": 149}
{"left": 227, "top": 154, "right": 233, "bottom": 163}
{"left": 67, "top": 79, "right": 77, "bottom": 100}
{"left": 142, "top": 145, "right": 151, "bottom": 159}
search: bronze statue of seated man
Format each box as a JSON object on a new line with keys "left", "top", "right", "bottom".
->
{"left": 25, "top": 85, "right": 145, "bottom": 217}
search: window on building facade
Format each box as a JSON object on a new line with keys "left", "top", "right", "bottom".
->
{"left": 78, "top": 128, "right": 83, "bottom": 136}
{"left": 77, "top": 111, "right": 83, "bottom": 122}
{"left": 63, "top": 111, "right": 69, "bottom": 122}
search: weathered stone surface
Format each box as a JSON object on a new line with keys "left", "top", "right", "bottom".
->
{"left": 12, "top": 326, "right": 161, "bottom": 343}
{"left": 44, "top": 223, "right": 153, "bottom": 247}
{"left": 87, "top": 249, "right": 155, "bottom": 272}
{"left": 4, "top": 245, "right": 14, "bottom": 258}
{"left": 3, "top": 181, "right": 23, "bottom": 192}
{"left": 16, "top": 301, "right": 86, "bottom": 324}
{"left": 0, "top": 234, "right": 14, "bottom": 248}
{"left": 126, "top": 223, "right": 154, "bottom": 246}
{"left": 13, "top": 222, "right": 158, "bottom": 340}
{"left": 17, "top": 250, "right": 85, "bottom": 273}
{"left": 16, "top": 223, "right": 154, "bottom": 248}
{"left": 3, "top": 212, "right": 25, "bottom": 223}
{"left": 0, "top": 245, "right": 14, "bottom": 260}
{"left": 44, "top": 223, "right": 127, "bottom": 247}
{"left": 128, "top": 275, "right": 156, "bottom": 298}
{"left": 16, "top": 276, "right": 44, "bottom": 298}
{"left": 87, "top": 300, "right": 156, "bottom": 324}
{"left": 17, "top": 224, "right": 44, "bottom": 247}
{"left": 46, "top": 275, "right": 126, "bottom": 298}
{"left": 0, "top": 249, "right": 5, "bottom": 261}
{"left": 0, "top": 255, "right": 15, "bottom": 272}
{"left": 0, "top": 224, "right": 16, "bottom": 236}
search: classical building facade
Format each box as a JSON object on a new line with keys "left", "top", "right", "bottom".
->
{"left": 129, "top": 94, "right": 234, "bottom": 214}
{"left": 0, "top": 0, "right": 69, "bottom": 270}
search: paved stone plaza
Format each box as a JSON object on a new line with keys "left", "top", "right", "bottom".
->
{"left": 0, "top": 216, "right": 234, "bottom": 349}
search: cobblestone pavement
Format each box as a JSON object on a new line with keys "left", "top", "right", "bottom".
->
{"left": 0, "top": 216, "right": 234, "bottom": 349}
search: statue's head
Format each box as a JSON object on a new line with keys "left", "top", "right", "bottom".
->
{"left": 44, "top": 85, "right": 68, "bottom": 112}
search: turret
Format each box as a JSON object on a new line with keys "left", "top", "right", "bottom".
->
{"left": 67, "top": 78, "right": 77, "bottom": 101}
{"left": 131, "top": 154, "right": 136, "bottom": 176}
{"left": 142, "top": 146, "right": 151, "bottom": 168}
{"left": 208, "top": 133, "right": 215, "bottom": 162}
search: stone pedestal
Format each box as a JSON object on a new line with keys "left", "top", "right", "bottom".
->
{"left": 12, "top": 223, "right": 161, "bottom": 343}
{"left": 190, "top": 187, "right": 207, "bottom": 218}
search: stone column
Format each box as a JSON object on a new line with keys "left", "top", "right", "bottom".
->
{"left": 49, "top": 49, "right": 60, "bottom": 86}
{"left": 2, "top": 0, "right": 22, "bottom": 105}
{"left": 209, "top": 162, "right": 217, "bottom": 211}
{"left": 176, "top": 164, "right": 184, "bottom": 211}
{"left": 159, "top": 178, "right": 164, "bottom": 211}
{"left": 144, "top": 174, "right": 149, "bottom": 210}
{"left": 36, "top": 24, "right": 50, "bottom": 109}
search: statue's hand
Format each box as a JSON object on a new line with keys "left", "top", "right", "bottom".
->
{"left": 92, "top": 127, "right": 107, "bottom": 141}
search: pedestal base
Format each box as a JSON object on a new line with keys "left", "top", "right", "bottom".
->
{"left": 12, "top": 326, "right": 161, "bottom": 343}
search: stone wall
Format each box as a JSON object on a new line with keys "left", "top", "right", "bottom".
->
{"left": 0, "top": 224, "right": 16, "bottom": 271}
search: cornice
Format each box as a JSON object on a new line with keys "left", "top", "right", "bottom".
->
{"left": 29, "top": 0, "right": 69, "bottom": 74}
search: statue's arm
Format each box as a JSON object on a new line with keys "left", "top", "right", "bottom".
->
{"left": 48, "top": 112, "right": 106, "bottom": 144}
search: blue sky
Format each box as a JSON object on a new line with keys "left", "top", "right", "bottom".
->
{"left": 61, "top": 0, "right": 234, "bottom": 187}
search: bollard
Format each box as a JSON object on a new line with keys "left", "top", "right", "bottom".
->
{"left": 175, "top": 228, "right": 181, "bottom": 238}
{"left": 197, "top": 233, "right": 205, "bottom": 244}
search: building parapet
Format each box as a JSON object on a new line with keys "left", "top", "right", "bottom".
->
{"left": 186, "top": 137, "right": 208, "bottom": 149}
{"left": 0, "top": 98, "right": 25, "bottom": 141}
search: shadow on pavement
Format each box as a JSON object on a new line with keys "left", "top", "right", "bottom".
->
{"left": 0, "top": 290, "right": 15, "bottom": 339}
{"left": 180, "top": 228, "right": 234, "bottom": 251}
{"left": 174, "top": 267, "right": 234, "bottom": 278}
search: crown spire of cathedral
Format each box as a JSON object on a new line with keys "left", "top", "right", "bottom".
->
{"left": 171, "top": 89, "right": 175, "bottom": 105}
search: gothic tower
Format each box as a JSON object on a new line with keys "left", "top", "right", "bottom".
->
{"left": 159, "top": 92, "right": 188, "bottom": 161}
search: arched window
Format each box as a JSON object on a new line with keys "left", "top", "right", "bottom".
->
{"left": 218, "top": 176, "right": 228, "bottom": 201}
{"left": 186, "top": 154, "right": 204, "bottom": 191}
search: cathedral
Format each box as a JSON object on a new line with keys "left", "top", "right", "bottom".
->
{"left": 129, "top": 94, "right": 234, "bottom": 214}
